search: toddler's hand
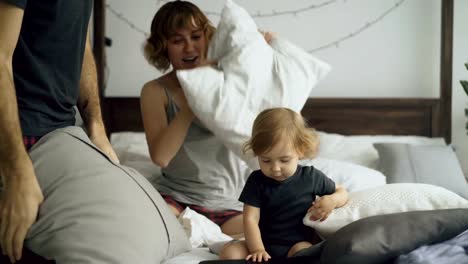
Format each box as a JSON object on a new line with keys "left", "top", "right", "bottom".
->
{"left": 307, "top": 196, "right": 336, "bottom": 222}
{"left": 246, "top": 249, "right": 271, "bottom": 263}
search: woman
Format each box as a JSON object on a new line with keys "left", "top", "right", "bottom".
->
{"left": 141, "top": 0, "right": 249, "bottom": 237}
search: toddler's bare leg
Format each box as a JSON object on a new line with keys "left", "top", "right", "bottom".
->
{"left": 287, "top": 241, "right": 313, "bottom": 257}
{"left": 221, "top": 214, "right": 244, "bottom": 239}
{"left": 219, "top": 240, "right": 249, "bottom": 260}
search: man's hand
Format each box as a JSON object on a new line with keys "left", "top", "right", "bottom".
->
{"left": 89, "top": 132, "right": 120, "bottom": 164}
{"left": 0, "top": 159, "right": 43, "bottom": 263}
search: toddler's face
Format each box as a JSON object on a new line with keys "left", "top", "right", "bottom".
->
{"left": 258, "top": 140, "right": 300, "bottom": 181}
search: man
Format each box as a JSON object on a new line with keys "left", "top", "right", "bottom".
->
{"left": 0, "top": 1, "right": 118, "bottom": 262}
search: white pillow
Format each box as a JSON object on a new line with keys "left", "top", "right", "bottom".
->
{"left": 110, "top": 132, "right": 162, "bottom": 181}
{"left": 317, "top": 131, "right": 446, "bottom": 169}
{"left": 303, "top": 183, "right": 468, "bottom": 239}
{"left": 178, "top": 207, "right": 232, "bottom": 248}
{"left": 300, "top": 158, "right": 386, "bottom": 193}
{"left": 177, "top": 0, "right": 330, "bottom": 168}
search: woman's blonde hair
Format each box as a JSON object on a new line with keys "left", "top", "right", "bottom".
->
{"left": 243, "top": 108, "right": 319, "bottom": 159}
{"left": 144, "top": 1, "right": 215, "bottom": 72}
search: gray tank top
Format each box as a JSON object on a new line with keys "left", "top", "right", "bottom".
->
{"left": 156, "top": 87, "right": 250, "bottom": 211}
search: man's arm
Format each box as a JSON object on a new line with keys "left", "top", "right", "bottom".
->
{"left": 0, "top": 2, "right": 43, "bottom": 263}
{"left": 77, "top": 31, "right": 104, "bottom": 137}
{"left": 77, "top": 30, "right": 119, "bottom": 162}
{"left": 0, "top": 2, "right": 25, "bottom": 167}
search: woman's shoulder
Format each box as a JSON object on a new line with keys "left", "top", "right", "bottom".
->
{"left": 141, "top": 75, "right": 172, "bottom": 101}
{"left": 142, "top": 73, "right": 180, "bottom": 95}
{"left": 142, "top": 77, "right": 164, "bottom": 94}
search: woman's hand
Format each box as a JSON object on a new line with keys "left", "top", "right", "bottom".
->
{"left": 307, "top": 196, "right": 336, "bottom": 222}
{"left": 197, "top": 59, "right": 218, "bottom": 68}
{"left": 259, "top": 30, "right": 277, "bottom": 44}
{"left": 246, "top": 249, "right": 271, "bottom": 263}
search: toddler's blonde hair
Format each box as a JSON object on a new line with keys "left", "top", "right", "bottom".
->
{"left": 243, "top": 108, "right": 319, "bottom": 159}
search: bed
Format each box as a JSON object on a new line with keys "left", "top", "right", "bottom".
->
{"left": 87, "top": 0, "right": 468, "bottom": 263}
{"left": 109, "top": 129, "right": 468, "bottom": 261}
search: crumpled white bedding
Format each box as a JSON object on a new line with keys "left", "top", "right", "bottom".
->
{"left": 162, "top": 207, "right": 231, "bottom": 264}
{"left": 178, "top": 207, "right": 232, "bottom": 248}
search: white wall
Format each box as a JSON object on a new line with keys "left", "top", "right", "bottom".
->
{"left": 452, "top": 0, "right": 468, "bottom": 175}
{"left": 104, "top": 0, "right": 468, "bottom": 174}
{"left": 105, "top": 0, "right": 441, "bottom": 97}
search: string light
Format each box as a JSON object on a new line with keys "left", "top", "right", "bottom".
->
{"left": 212, "top": 0, "right": 339, "bottom": 17}
{"left": 156, "top": 0, "right": 339, "bottom": 18}
{"left": 106, "top": 0, "right": 339, "bottom": 36}
{"left": 106, "top": 4, "right": 149, "bottom": 37}
{"left": 309, "top": 0, "right": 405, "bottom": 52}
{"left": 106, "top": 0, "right": 406, "bottom": 52}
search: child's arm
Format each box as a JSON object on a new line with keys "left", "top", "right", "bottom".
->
{"left": 308, "top": 185, "right": 348, "bottom": 221}
{"left": 243, "top": 204, "right": 271, "bottom": 262}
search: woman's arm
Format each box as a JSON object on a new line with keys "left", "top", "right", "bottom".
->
{"left": 140, "top": 82, "right": 194, "bottom": 168}
{"left": 243, "top": 204, "right": 271, "bottom": 262}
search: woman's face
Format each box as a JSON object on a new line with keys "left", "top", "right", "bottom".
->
{"left": 166, "top": 25, "right": 207, "bottom": 70}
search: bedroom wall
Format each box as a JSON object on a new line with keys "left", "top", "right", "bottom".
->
{"left": 452, "top": 0, "right": 468, "bottom": 176}
{"left": 103, "top": 0, "right": 468, "bottom": 175}
{"left": 105, "top": 0, "right": 441, "bottom": 98}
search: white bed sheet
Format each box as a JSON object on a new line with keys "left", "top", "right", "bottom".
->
{"left": 162, "top": 248, "right": 217, "bottom": 264}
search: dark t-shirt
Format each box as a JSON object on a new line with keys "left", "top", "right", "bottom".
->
{"left": 239, "top": 165, "right": 336, "bottom": 246}
{"left": 7, "top": 0, "right": 92, "bottom": 136}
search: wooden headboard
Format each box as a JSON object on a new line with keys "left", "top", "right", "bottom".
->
{"left": 92, "top": 0, "right": 453, "bottom": 143}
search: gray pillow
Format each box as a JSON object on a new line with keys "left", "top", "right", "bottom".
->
{"left": 374, "top": 143, "right": 468, "bottom": 199}
{"left": 26, "top": 126, "right": 190, "bottom": 263}
{"left": 320, "top": 209, "right": 468, "bottom": 264}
